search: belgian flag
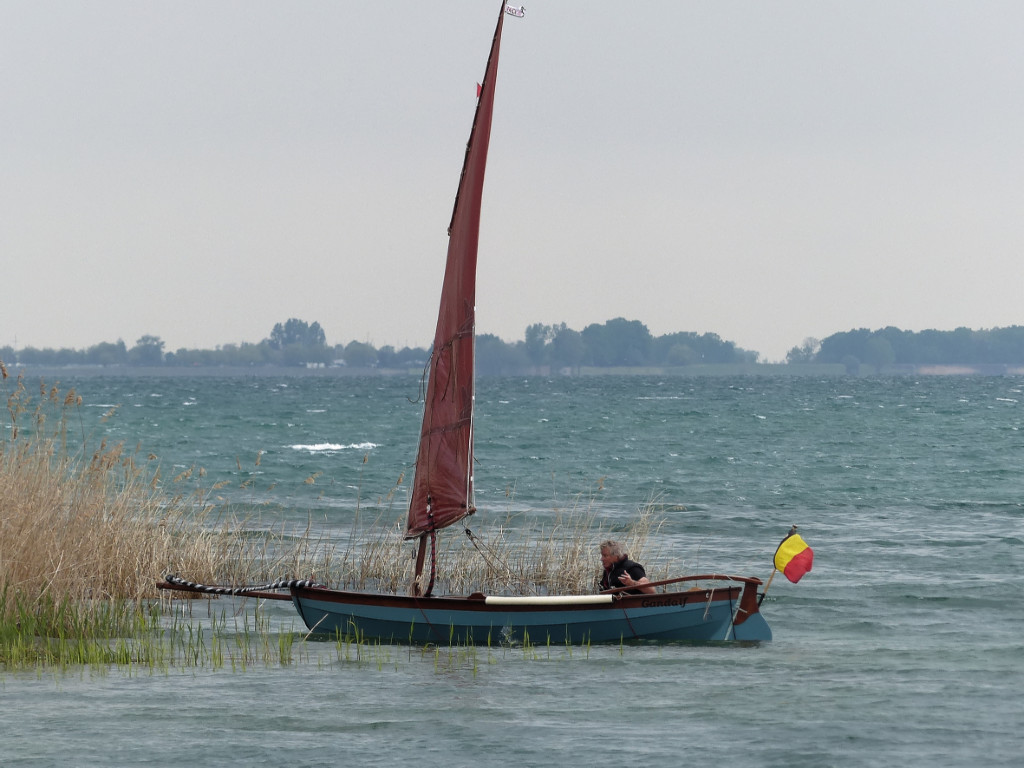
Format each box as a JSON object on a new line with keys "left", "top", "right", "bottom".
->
{"left": 774, "top": 531, "right": 814, "bottom": 583}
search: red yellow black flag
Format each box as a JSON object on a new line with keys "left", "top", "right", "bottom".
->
{"left": 774, "top": 531, "right": 814, "bottom": 583}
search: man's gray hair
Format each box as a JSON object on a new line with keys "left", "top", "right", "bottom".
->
{"left": 599, "top": 539, "right": 624, "bottom": 558}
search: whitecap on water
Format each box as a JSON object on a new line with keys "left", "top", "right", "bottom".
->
{"left": 289, "top": 442, "right": 379, "bottom": 453}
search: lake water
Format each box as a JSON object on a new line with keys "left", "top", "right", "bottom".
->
{"left": 2, "top": 373, "right": 1022, "bottom": 767}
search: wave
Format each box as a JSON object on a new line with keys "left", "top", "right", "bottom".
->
{"left": 289, "top": 442, "right": 379, "bottom": 453}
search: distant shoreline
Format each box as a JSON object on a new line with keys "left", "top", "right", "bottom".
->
{"left": 6, "top": 362, "right": 1024, "bottom": 379}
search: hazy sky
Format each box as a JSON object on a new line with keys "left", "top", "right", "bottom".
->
{"left": 4, "top": 1, "right": 1023, "bottom": 362}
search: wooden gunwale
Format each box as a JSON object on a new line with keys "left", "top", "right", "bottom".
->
{"left": 158, "top": 574, "right": 763, "bottom": 620}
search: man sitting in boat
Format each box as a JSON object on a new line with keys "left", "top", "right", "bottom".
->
{"left": 598, "top": 540, "right": 656, "bottom": 594}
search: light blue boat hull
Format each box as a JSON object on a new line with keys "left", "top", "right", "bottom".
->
{"left": 290, "top": 579, "right": 771, "bottom": 645}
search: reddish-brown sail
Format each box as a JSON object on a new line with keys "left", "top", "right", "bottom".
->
{"left": 404, "top": 6, "right": 505, "bottom": 539}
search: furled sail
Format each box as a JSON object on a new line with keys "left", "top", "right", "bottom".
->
{"left": 404, "top": 6, "right": 505, "bottom": 539}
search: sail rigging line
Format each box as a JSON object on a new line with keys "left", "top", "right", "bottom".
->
{"left": 725, "top": 591, "right": 743, "bottom": 641}
{"left": 703, "top": 588, "right": 718, "bottom": 620}
{"left": 431, "top": 326, "right": 470, "bottom": 401}
{"left": 407, "top": 319, "right": 469, "bottom": 406}
{"left": 615, "top": 600, "right": 640, "bottom": 639}
{"left": 458, "top": 316, "right": 477, "bottom": 516}
{"left": 409, "top": 361, "right": 428, "bottom": 405}
{"left": 411, "top": 599, "right": 442, "bottom": 642}
{"left": 462, "top": 526, "right": 537, "bottom": 595}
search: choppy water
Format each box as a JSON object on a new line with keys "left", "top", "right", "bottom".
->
{"left": 3, "top": 373, "right": 1022, "bottom": 767}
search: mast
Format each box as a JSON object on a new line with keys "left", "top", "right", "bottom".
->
{"left": 405, "top": 3, "right": 507, "bottom": 595}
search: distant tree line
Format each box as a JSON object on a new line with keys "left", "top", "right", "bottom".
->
{"left": 1, "top": 317, "right": 755, "bottom": 375}
{"left": 477, "top": 319, "right": 754, "bottom": 375}
{"left": 11, "top": 320, "right": 1020, "bottom": 376}
{"left": 786, "top": 326, "right": 1024, "bottom": 371}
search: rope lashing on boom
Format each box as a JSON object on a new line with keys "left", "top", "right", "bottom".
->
{"left": 162, "top": 573, "right": 322, "bottom": 596}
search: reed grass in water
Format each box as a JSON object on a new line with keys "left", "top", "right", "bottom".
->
{"left": 330, "top": 495, "right": 674, "bottom": 597}
{"left": 0, "top": 370, "right": 321, "bottom": 669}
{"left": 0, "top": 367, "right": 672, "bottom": 671}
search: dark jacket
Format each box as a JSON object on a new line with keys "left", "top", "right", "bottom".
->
{"left": 599, "top": 557, "right": 647, "bottom": 593}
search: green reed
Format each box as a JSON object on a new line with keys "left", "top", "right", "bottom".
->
{"left": 2, "top": 584, "right": 612, "bottom": 676}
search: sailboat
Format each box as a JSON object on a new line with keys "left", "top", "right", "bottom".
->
{"left": 161, "top": 2, "right": 772, "bottom": 645}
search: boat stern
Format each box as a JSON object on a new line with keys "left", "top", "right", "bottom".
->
{"left": 729, "top": 578, "right": 772, "bottom": 642}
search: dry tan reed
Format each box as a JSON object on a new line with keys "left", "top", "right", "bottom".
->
{"left": 0, "top": 372, "right": 303, "bottom": 616}
{"left": 320, "top": 493, "right": 674, "bottom": 597}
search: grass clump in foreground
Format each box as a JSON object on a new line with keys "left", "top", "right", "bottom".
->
{"left": 0, "top": 368, "right": 321, "bottom": 671}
